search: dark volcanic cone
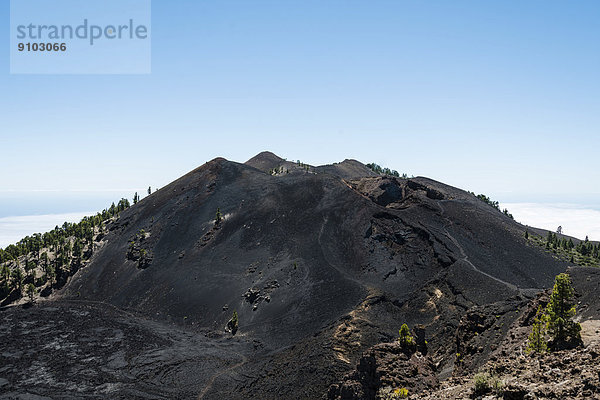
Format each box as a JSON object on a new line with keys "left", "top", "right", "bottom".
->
{"left": 2, "top": 152, "right": 580, "bottom": 399}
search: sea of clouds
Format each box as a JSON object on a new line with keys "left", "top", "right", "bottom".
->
{"left": 501, "top": 203, "right": 600, "bottom": 241}
{"left": 0, "top": 212, "right": 94, "bottom": 248}
{"left": 0, "top": 204, "right": 598, "bottom": 249}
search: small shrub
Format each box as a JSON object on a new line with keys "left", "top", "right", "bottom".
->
{"left": 491, "top": 376, "right": 504, "bottom": 395}
{"left": 526, "top": 305, "right": 547, "bottom": 354}
{"left": 472, "top": 372, "right": 503, "bottom": 396}
{"left": 377, "top": 386, "right": 408, "bottom": 400}
{"left": 398, "top": 323, "right": 416, "bottom": 352}
{"left": 455, "top": 352, "right": 463, "bottom": 364}
{"left": 226, "top": 310, "right": 239, "bottom": 335}
{"left": 26, "top": 283, "right": 37, "bottom": 303}
{"left": 473, "top": 372, "right": 490, "bottom": 395}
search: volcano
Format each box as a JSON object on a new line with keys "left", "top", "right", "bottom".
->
{"left": 1, "top": 152, "right": 598, "bottom": 400}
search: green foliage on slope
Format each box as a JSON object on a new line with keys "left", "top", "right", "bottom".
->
{"left": 366, "top": 163, "right": 407, "bottom": 178}
{"left": 468, "top": 192, "right": 514, "bottom": 219}
{"left": 526, "top": 306, "right": 547, "bottom": 354}
{"left": 526, "top": 231, "right": 599, "bottom": 268}
{"left": 546, "top": 273, "right": 582, "bottom": 348}
{"left": 0, "top": 198, "right": 131, "bottom": 303}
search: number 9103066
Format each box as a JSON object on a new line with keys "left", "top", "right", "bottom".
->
{"left": 18, "top": 43, "right": 67, "bottom": 52}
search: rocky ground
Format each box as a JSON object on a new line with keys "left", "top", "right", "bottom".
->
{"left": 415, "top": 323, "right": 600, "bottom": 399}
{"left": 330, "top": 268, "right": 600, "bottom": 400}
{"left": 0, "top": 300, "right": 253, "bottom": 400}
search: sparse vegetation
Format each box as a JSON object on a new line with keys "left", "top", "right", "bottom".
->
{"left": 469, "top": 192, "right": 514, "bottom": 219}
{"left": 269, "top": 166, "right": 285, "bottom": 175}
{"left": 473, "top": 372, "right": 503, "bottom": 396}
{"left": 127, "top": 229, "right": 152, "bottom": 269}
{"left": 295, "top": 160, "right": 311, "bottom": 172}
{"left": 524, "top": 273, "right": 581, "bottom": 354}
{"left": 526, "top": 230, "right": 599, "bottom": 267}
{"left": 398, "top": 323, "right": 416, "bottom": 352}
{"left": 0, "top": 198, "right": 131, "bottom": 303}
{"left": 26, "top": 283, "right": 36, "bottom": 303}
{"left": 473, "top": 372, "right": 490, "bottom": 395}
{"left": 491, "top": 376, "right": 504, "bottom": 395}
{"left": 226, "top": 310, "right": 239, "bottom": 335}
{"left": 545, "top": 273, "right": 581, "bottom": 348}
{"left": 377, "top": 386, "right": 408, "bottom": 399}
{"left": 366, "top": 163, "right": 407, "bottom": 178}
{"left": 526, "top": 306, "right": 547, "bottom": 354}
{"left": 138, "top": 249, "right": 147, "bottom": 268}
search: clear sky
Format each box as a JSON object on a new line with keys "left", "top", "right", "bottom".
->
{"left": 1, "top": 1, "right": 599, "bottom": 239}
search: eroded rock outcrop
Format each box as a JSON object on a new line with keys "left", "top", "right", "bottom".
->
{"left": 328, "top": 341, "right": 438, "bottom": 400}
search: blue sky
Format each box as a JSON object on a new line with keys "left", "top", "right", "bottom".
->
{"left": 1, "top": 1, "right": 599, "bottom": 242}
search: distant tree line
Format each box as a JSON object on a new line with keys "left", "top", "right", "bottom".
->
{"left": 0, "top": 198, "right": 131, "bottom": 303}
{"left": 537, "top": 230, "right": 600, "bottom": 267}
{"left": 469, "top": 192, "right": 514, "bottom": 220}
{"left": 366, "top": 163, "right": 409, "bottom": 178}
{"left": 295, "top": 160, "right": 311, "bottom": 172}
{"left": 269, "top": 166, "right": 287, "bottom": 175}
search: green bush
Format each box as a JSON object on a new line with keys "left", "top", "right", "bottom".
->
{"left": 473, "top": 372, "right": 503, "bottom": 396}
{"left": 473, "top": 372, "right": 490, "bottom": 395}
{"left": 546, "top": 273, "right": 582, "bottom": 348}
{"left": 398, "top": 323, "right": 416, "bottom": 352}
{"left": 26, "top": 282, "right": 37, "bottom": 303}
{"left": 226, "top": 310, "right": 239, "bottom": 335}
{"left": 526, "top": 305, "right": 548, "bottom": 354}
{"left": 377, "top": 386, "right": 408, "bottom": 399}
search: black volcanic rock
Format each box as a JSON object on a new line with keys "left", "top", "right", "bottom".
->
{"left": 314, "top": 159, "right": 378, "bottom": 179}
{"left": 245, "top": 150, "right": 284, "bottom": 172}
{"left": 0, "top": 152, "right": 586, "bottom": 400}
{"left": 328, "top": 342, "right": 439, "bottom": 400}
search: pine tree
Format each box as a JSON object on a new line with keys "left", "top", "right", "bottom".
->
{"left": 526, "top": 306, "right": 547, "bottom": 354}
{"left": 215, "top": 208, "right": 222, "bottom": 224}
{"left": 46, "top": 265, "right": 56, "bottom": 287}
{"left": 26, "top": 283, "right": 36, "bottom": 303}
{"left": 12, "top": 268, "right": 24, "bottom": 293}
{"left": 398, "top": 323, "right": 416, "bottom": 352}
{"left": 1, "top": 265, "right": 10, "bottom": 285}
{"left": 227, "top": 310, "right": 239, "bottom": 335}
{"left": 546, "top": 273, "right": 581, "bottom": 348}
{"left": 232, "top": 310, "right": 238, "bottom": 327}
{"left": 524, "top": 230, "right": 529, "bottom": 239}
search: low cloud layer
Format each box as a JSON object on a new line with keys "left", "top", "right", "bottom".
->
{"left": 0, "top": 212, "right": 94, "bottom": 248}
{"left": 1, "top": 204, "right": 598, "bottom": 249}
{"left": 501, "top": 203, "right": 600, "bottom": 241}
